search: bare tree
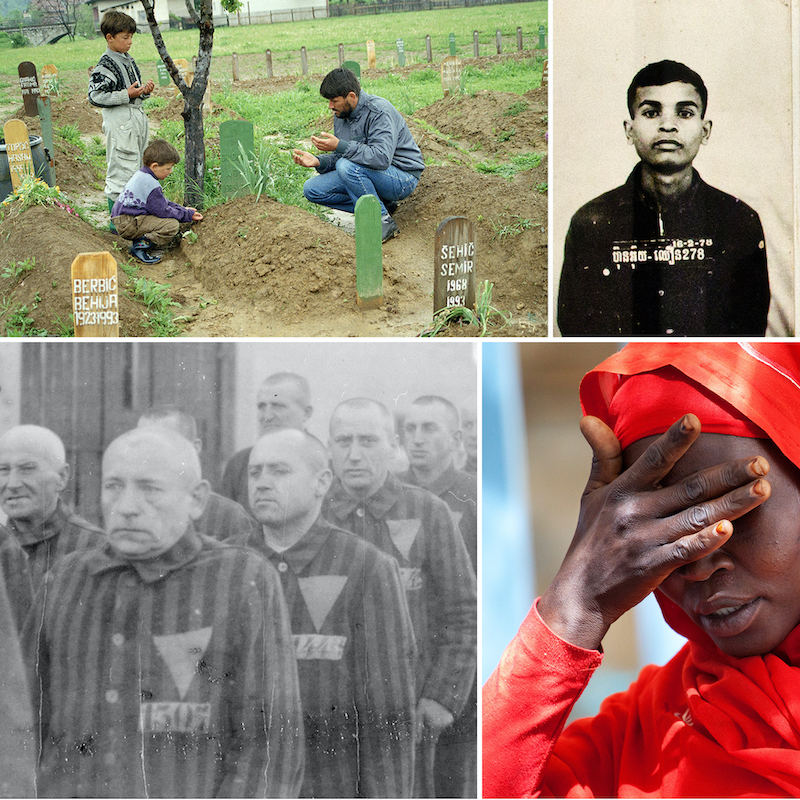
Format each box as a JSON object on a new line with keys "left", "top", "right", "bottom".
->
{"left": 30, "top": 0, "right": 81, "bottom": 40}
{"left": 139, "top": 0, "right": 240, "bottom": 209}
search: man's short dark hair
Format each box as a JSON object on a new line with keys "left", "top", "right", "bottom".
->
{"left": 320, "top": 67, "right": 361, "bottom": 100}
{"left": 100, "top": 10, "right": 137, "bottom": 37}
{"left": 627, "top": 60, "right": 708, "bottom": 118}
{"left": 143, "top": 139, "right": 180, "bottom": 167}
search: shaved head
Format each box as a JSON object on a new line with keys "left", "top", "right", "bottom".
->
{"left": 0, "top": 425, "right": 66, "bottom": 468}
{"left": 104, "top": 428, "right": 202, "bottom": 488}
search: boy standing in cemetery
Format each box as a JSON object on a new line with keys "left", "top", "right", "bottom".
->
{"left": 292, "top": 67, "right": 425, "bottom": 243}
{"left": 557, "top": 60, "right": 770, "bottom": 337}
{"left": 112, "top": 139, "right": 203, "bottom": 264}
{"left": 88, "top": 10, "right": 155, "bottom": 230}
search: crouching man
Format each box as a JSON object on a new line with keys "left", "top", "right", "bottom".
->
{"left": 24, "top": 427, "right": 304, "bottom": 798}
{"left": 292, "top": 67, "right": 425, "bottom": 243}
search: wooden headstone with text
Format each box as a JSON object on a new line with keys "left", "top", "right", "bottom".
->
{"left": 3, "top": 119, "right": 34, "bottom": 189}
{"left": 441, "top": 56, "right": 462, "bottom": 96}
{"left": 538, "top": 25, "right": 546, "bottom": 49}
{"left": 40, "top": 64, "right": 58, "bottom": 97}
{"left": 174, "top": 58, "right": 192, "bottom": 95}
{"left": 354, "top": 195, "right": 382, "bottom": 308}
{"left": 434, "top": 217, "right": 475, "bottom": 314}
{"left": 71, "top": 252, "right": 119, "bottom": 337}
{"left": 219, "top": 119, "right": 254, "bottom": 198}
{"left": 396, "top": 39, "right": 405, "bottom": 68}
{"left": 18, "top": 62, "right": 39, "bottom": 117}
{"left": 448, "top": 33, "right": 456, "bottom": 56}
{"left": 36, "top": 95, "right": 55, "bottom": 179}
{"left": 541, "top": 60, "right": 548, "bottom": 88}
{"left": 156, "top": 61, "right": 171, "bottom": 86}
{"left": 366, "top": 40, "right": 376, "bottom": 70}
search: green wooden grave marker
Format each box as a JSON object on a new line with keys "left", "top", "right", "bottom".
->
{"left": 36, "top": 95, "right": 55, "bottom": 182}
{"left": 434, "top": 216, "right": 476, "bottom": 315}
{"left": 539, "top": 24, "right": 546, "bottom": 49}
{"left": 342, "top": 60, "right": 360, "bottom": 78}
{"left": 18, "top": 61, "right": 39, "bottom": 117}
{"left": 448, "top": 32, "right": 456, "bottom": 56}
{"left": 366, "top": 40, "right": 376, "bottom": 70}
{"left": 156, "top": 61, "right": 171, "bottom": 86}
{"left": 355, "top": 195, "right": 383, "bottom": 308}
{"left": 396, "top": 39, "right": 405, "bottom": 68}
{"left": 219, "top": 119, "right": 254, "bottom": 198}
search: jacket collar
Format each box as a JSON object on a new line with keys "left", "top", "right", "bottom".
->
{"left": 325, "top": 473, "right": 401, "bottom": 521}
{"left": 87, "top": 527, "right": 204, "bottom": 583}
{"left": 243, "top": 515, "right": 334, "bottom": 574}
{"left": 7, "top": 497, "right": 72, "bottom": 547}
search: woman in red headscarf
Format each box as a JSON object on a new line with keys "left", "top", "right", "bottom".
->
{"left": 483, "top": 343, "right": 800, "bottom": 798}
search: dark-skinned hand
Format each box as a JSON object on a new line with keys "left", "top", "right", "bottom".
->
{"left": 538, "top": 413, "right": 771, "bottom": 651}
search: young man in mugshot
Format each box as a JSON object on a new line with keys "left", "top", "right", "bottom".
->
{"left": 557, "top": 60, "right": 770, "bottom": 337}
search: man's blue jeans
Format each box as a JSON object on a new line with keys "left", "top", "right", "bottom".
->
{"left": 303, "top": 158, "right": 419, "bottom": 217}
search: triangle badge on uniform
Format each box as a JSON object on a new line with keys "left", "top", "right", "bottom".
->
{"left": 298, "top": 576, "right": 348, "bottom": 632}
{"left": 153, "top": 627, "right": 213, "bottom": 700}
{"left": 386, "top": 518, "right": 421, "bottom": 560}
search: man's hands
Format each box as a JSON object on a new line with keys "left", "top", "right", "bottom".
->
{"left": 187, "top": 209, "right": 203, "bottom": 222}
{"left": 415, "top": 698, "right": 454, "bottom": 742}
{"left": 538, "top": 414, "right": 771, "bottom": 651}
{"left": 127, "top": 80, "right": 154, "bottom": 99}
{"left": 291, "top": 149, "right": 320, "bottom": 169}
{"left": 310, "top": 132, "right": 339, "bottom": 152}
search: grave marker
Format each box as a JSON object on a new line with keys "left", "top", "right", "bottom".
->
{"left": 517, "top": 27, "right": 523, "bottom": 50}
{"left": 265, "top": 49, "right": 273, "bottom": 78}
{"left": 3, "top": 119, "right": 34, "bottom": 189}
{"left": 425, "top": 35, "right": 432, "bottom": 63}
{"left": 541, "top": 60, "right": 548, "bottom": 88}
{"left": 301, "top": 47, "right": 308, "bottom": 76}
{"left": 174, "top": 58, "right": 192, "bottom": 91}
{"left": 156, "top": 61, "right": 171, "bottom": 86}
{"left": 232, "top": 52, "right": 240, "bottom": 81}
{"left": 40, "top": 64, "right": 58, "bottom": 97}
{"left": 354, "top": 195, "right": 382, "bottom": 308}
{"left": 219, "top": 119, "right": 254, "bottom": 198}
{"left": 396, "top": 39, "right": 405, "bottom": 68}
{"left": 71, "top": 252, "right": 119, "bottom": 337}
{"left": 366, "top": 40, "right": 376, "bottom": 70}
{"left": 538, "top": 24, "right": 546, "bottom": 49}
{"left": 441, "top": 56, "right": 463, "bottom": 96}
{"left": 473, "top": 30, "right": 480, "bottom": 57}
{"left": 18, "top": 62, "right": 39, "bottom": 117}
{"left": 342, "top": 60, "right": 360, "bottom": 78}
{"left": 338, "top": 43, "right": 344, "bottom": 66}
{"left": 496, "top": 29, "right": 503, "bottom": 54}
{"left": 448, "top": 33, "right": 456, "bottom": 56}
{"left": 36, "top": 95, "right": 55, "bottom": 180}
{"left": 434, "top": 217, "right": 475, "bottom": 314}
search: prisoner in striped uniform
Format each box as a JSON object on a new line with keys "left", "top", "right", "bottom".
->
{"left": 235, "top": 429, "right": 416, "bottom": 797}
{"left": 0, "top": 425, "right": 104, "bottom": 588}
{"left": 220, "top": 372, "right": 313, "bottom": 514}
{"left": 324, "top": 398, "right": 477, "bottom": 798}
{"left": 137, "top": 406, "right": 257, "bottom": 541}
{"left": 400, "top": 396, "right": 477, "bottom": 799}
{"left": 24, "top": 427, "right": 304, "bottom": 798}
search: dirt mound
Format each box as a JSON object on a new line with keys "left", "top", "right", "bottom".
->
{"left": 0, "top": 205, "right": 152, "bottom": 335}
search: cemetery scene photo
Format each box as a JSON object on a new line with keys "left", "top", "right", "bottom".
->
{"left": 0, "top": 1, "right": 547, "bottom": 337}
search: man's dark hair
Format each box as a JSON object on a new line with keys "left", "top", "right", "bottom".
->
{"left": 320, "top": 67, "right": 361, "bottom": 100}
{"left": 100, "top": 10, "right": 137, "bottom": 37}
{"left": 143, "top": 139, "right": 180, "bottom": 167}
{"left": 627, "top": 60, "right": 708, "bottom": 118}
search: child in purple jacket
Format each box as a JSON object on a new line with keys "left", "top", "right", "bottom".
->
{"left": 111, "top": 139, "right": 203, "bottom": 264}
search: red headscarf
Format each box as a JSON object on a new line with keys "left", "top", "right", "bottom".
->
{"left": 575, "top": 343, "right": 800, "bottom": 792}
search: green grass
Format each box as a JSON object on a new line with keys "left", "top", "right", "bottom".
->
{"left": 0, "top": 2, "right": 545, "bottom": 76}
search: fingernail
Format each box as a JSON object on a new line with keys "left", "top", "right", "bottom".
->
{"left": 715, "top": 522, "right": 727, "bottom": 534}
{"left": 750, "top": 457, "right": 766, "bottom": 477}
{"left": 680, "top": 415, "right": 693, "bottom": 434}
{"left": 753, "top": 479, "right": 766, "bottom": 496}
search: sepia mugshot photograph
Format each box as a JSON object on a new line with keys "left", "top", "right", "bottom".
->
{"left": 552, "top": 0, "right": 796, "bottom": 338}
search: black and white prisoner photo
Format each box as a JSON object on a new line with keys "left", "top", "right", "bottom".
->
{"left": 552, "top": 0, "right": 795, "bottom": 338}
{"left": 0, "top": 340, "right": 477, "bottom": 799}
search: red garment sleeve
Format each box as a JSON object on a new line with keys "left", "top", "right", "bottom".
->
{"left": 482, "top": 599, "right": 603, "bottom": 798}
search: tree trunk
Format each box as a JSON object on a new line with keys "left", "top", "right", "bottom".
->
{"left": 182, "top": 99, "right": 205, "bottom": 209}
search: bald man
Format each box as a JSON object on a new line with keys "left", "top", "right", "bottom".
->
{"left": 220, "top": 373, "right": 313, "bottom": 514}
{"left": 324, "top": 398, "right": 476, "bottom": 798}
{"left": 24, "top": 428, "right": 305, "bottom": 798}
{"left": 400, "top": 396, "right": 477, "bottom": 798}
{"left": 0, "top": 425, "right": 103, "bottom": 588}
{"left": 137, "top": 406, "right": 257, "bottom": 542}
{"left": 233, "top": 429, "right": 416, "bottom": 798}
